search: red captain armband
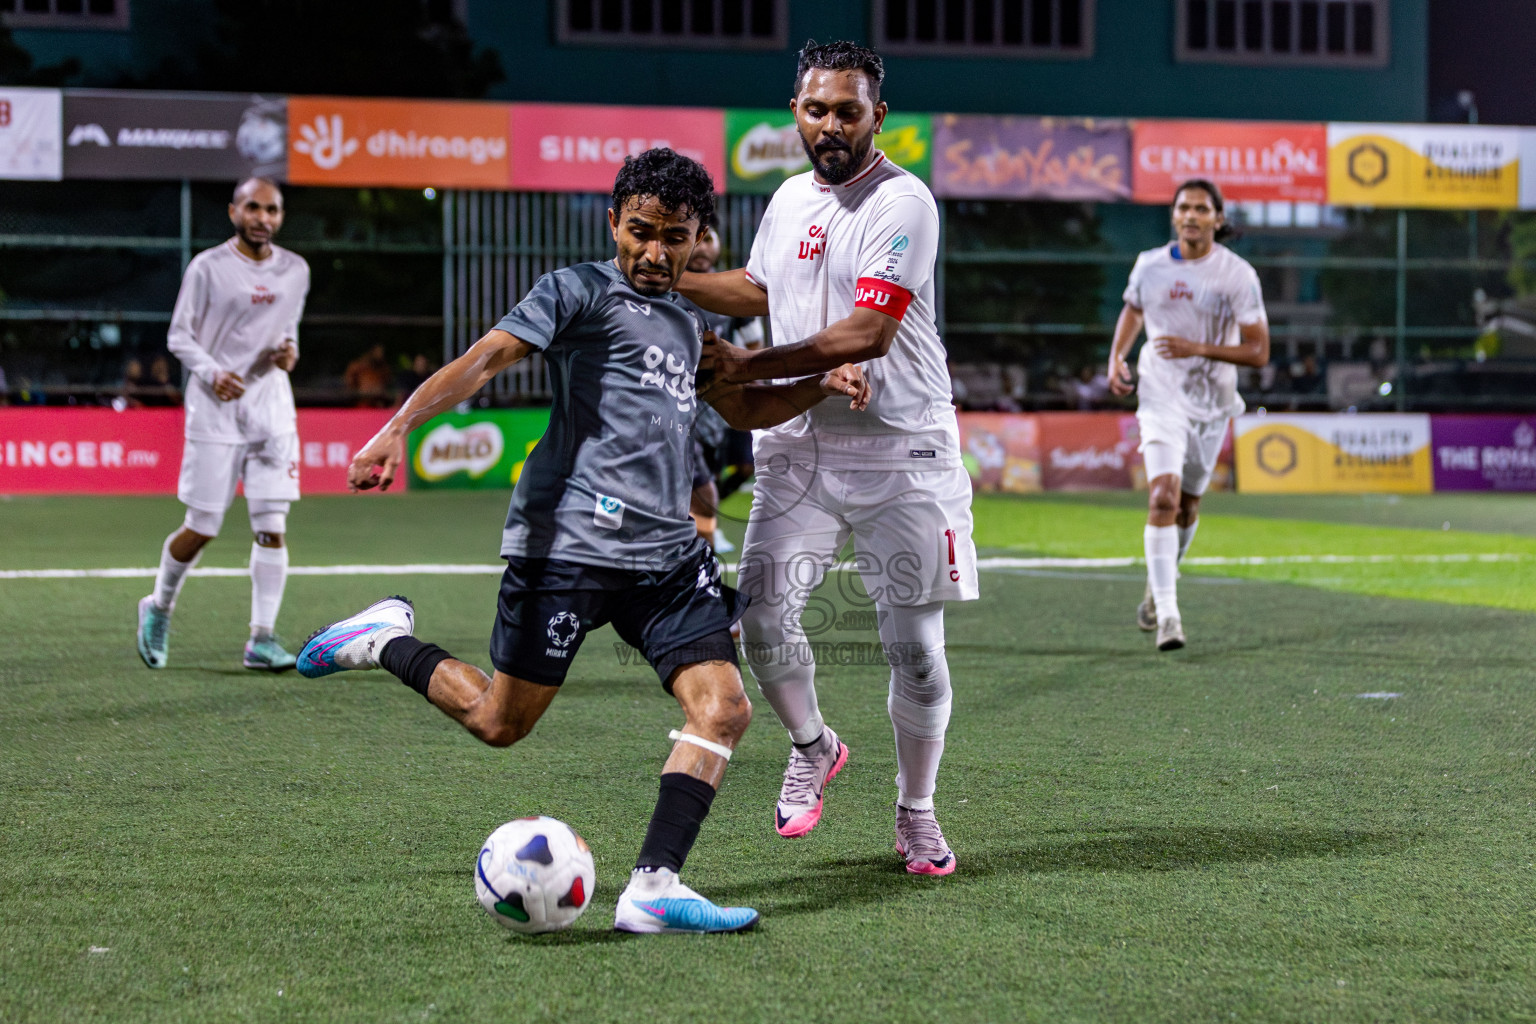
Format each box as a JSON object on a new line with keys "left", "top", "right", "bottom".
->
{"left": 853, "top": 277, "right": 913, "bottom": 320}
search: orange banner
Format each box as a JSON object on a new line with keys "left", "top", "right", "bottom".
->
{"left": 287, "top": 96, "right": 510, "bottom": 189}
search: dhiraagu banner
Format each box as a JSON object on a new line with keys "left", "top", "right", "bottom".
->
{"left": 406, "top": 408, "right": 550, "bottom": 490}
{"left": 1234, "top": 413, "right": 1432, "bottom": 494}
{"left": 725, "top": 108, "right": 931, "bottom": 193}
{"left": 1326, "top": 123, "right": 1521, "bottom": 209}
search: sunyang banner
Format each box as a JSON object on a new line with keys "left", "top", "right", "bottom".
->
{"left": 932, "top": 115, "right": 1128, "bottom": 201}
{"left": 62, "top": 90, "right": 286, "bottom": 181}
{"left": 1327, "top": 123, "right": 1521, "bottom": 209}
{"left": 725, "top": 108, "right": 930, "bottom": 194}
{"left": 1234, "top": 413, "right": 1433, "bottom": 493}
{"left": 287, "top": 96, "right": 510, "bottom": 189}
{"left": 406, "top": 408, "right": 551, "bottom": 490}
{"left": 1132, "top": 120, "right": 1325, "bottom": 203}
{"left": 513, "top": 103, "right": 724, "bottom": 193}
{"left": 0, "top": 87, "right": 62, "bottom": 180}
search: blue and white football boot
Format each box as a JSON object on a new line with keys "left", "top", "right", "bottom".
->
{"left": 297, "top": 597, "right": 415, "bottom": 678}
{"left": 613, "top": 866, "right": 759, "bottom": 934}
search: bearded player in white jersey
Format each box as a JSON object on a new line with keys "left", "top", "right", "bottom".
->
{"left": 680, "top": 40, "right": 977, "bottom": 876}
{"left": 136, "top": 177, "right": 311, "bottom": 672}
{"left": 1107, "top": 179, "right": 1269, "bottom": 652}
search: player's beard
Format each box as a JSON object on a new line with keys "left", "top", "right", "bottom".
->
{"left": 801, "top": 131, "right": 873, "bottom": 186}
{"left": 627, "top": 259, "right": 675, "bottom": 296}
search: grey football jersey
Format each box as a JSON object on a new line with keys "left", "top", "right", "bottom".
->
{"left": 494, "top": 260, "right": 708, "bottom": 570}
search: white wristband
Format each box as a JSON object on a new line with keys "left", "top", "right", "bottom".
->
{"left": 668, "top": 729, "right": 733, "bottom": 761}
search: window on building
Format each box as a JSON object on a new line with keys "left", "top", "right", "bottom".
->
{"left": 556, "top": 0, "right": 786, "bottom": 49}
{"left": 874, "top": 0, "right": 1095, "bottom": 57}
{"left": 0, "top": 0, "right": 129, "bottom": 29}
{"left": 1177, "top": 0, "right": 1387, "bottom": 66}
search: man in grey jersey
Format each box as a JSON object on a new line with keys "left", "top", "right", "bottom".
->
{"left": 295, "top": 149, "right": 867, "bottom": 934}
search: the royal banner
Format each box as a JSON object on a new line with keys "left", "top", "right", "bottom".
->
{"left": 0, "top": 87, "right": 62, "bottom": 180}
{"left": 1234, "top": 413, "right": 1433, "bottom": 493}
{"left": 406, "top": 408, "right": 551, "bottom": 490}
{"left": 1132, "top": 120, "right": 1326, "bottom": 203}
{"left": 287, "top": 96, "right": 510, "bottom": 189}
{"left": 63, "top": 91, "right": 286, "bottom": 181}
{"left": 932, "top": 115, "right": 1128, "bottom": 201}
{"left": 1430, "top": 415, "right": 1536, "bottom": 491}
{"left": 725, "top": 109, "right": 930, "bottom": 194}
{"left": 1327, "top": 123, "right": 1521, "bottom": 209}
{"left": 514, "top": 103, "right": 724, "bottom": 194}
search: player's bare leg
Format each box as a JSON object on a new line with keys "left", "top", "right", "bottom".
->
{"left": 1143, "top": 470, "right": 1185, "bottom": 651}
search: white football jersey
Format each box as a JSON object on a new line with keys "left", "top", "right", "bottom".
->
{"left": 1123, "top": 242, "right": 1266, "bottom": 423}
{"left": 168, "top": 239, "right": 310, "bottom": 443}
{"left": 745, "top": 152, "right": 959, "bottom": 470}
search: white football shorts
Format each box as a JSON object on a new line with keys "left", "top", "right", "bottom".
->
{"left": 736, "top": 458, "right": 979, "bottom": 616}
{"left": 1137, "top": 408, "right": 1229, "bottom": 497}
{"left": 177, "top": 432, "right": 301, "bottom": 512}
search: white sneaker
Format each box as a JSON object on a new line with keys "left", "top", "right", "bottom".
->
{"left": 1136, "top": 584, "right": 1157, "bottom": 632}
{"left": 296, "top": 596, "right": 415, "bottom": 677}
{"left": 712, "top": 528, "right": 736, "bottom": 554}
{"left": 1156, "top": 615, "right": 1186, "bottom": 651}
{"left": 775, "top": 727, "right": 849, "bottom": 838}
{"left": 612, "top": 866, "right": 758, "bottom": 934}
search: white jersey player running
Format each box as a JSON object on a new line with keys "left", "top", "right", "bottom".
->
{"left": 1107, "top": 179, "right": 1269, "bottom": 651}
{"left": 680, "top": 40, "right": 978, "bottom": 876}
{"left": 136, "top": 177, "right": 311, "bottom": 672}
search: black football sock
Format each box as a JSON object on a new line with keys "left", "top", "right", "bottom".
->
{"left": 378, "top": 635, "right": 453, "bottom": 699}
{"left": 792, "top": 728, "right": 827, "bottom": 752}
{"left": 635, "top": 772, "right": 718, "bottom": 874}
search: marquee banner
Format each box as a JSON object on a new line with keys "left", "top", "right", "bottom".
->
{"left": 62, "top": 91, "right": 286, "bottom": 181}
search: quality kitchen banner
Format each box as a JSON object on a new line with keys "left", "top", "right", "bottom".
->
{"left": 1327, "top": 123, "right": 1520, "bottom": 209}
{"left": 406, "top": 408, "right": 551, "bottom": 490}
{"left": 726, "top": 108, "right": 930, "bottom": 194}
{"left": 1132, "top": 120, "right": 1326, "bottom": 204}
{"left": 1234, "top": 412, "right": 1432, "bottom": 493}
{"left": 287, "top": 96, "right": 510, "bottom": 189}
{"left": 514, "top": 103, "right": 724, "bottom": 193}
{"left": 933, "top": 115, "right": 1129, "bottom": 201}
{"left": 62, "top": 90, "right": 286, "bottom": 181}
{"left": 0, "top": 87, "right": 62, "bottom": 180}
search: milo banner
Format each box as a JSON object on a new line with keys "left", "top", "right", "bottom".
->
{"left": 1431, "top": 415, "right": 1536, "bottom": 491}
{"left": 1234, "top": 413, "right": 1433, "bottom": 494}
{"left": 933, "top": 116, "right": 1130, "bottom": 201}
{"left": 406, "top": 408, "right": 550, "bottom": 490}
{"left": 1327, "top": 123, "right": 1521, "bottom": 209}
{"left": 725, "top": 108, "right": 930, "bottom": 193}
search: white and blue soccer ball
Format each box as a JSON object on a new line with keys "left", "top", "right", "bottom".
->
{"left": 475, "top": 816, "right": 595, "bottom": 934}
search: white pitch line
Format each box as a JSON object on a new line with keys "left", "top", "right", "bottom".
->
{"left": 0, "top": 552, "right": 1528, "bottom": 581}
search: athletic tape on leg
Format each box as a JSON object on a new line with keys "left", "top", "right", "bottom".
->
{"left": 668, "top": 729, "right": 733, "bottom": 761}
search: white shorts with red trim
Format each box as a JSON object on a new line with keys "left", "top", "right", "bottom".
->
{"left": 177, "top": 433, "right": 301, "bottom": 512}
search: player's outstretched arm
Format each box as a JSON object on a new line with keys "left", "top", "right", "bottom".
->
{"left": 704, "top": 307, "right": 898, "bottom": 384}
{"left": 348, "top": 329, "right": 537, "bottom": 492}
{"left": 1107, "top": 303, "right": 1144, "bottom": 397}
{"left": 676, "top": 267, "right": 770, "bottom": 317}
{"left": 1153, "top": 321, "right": 1270, "bottom": 367}
{"left": 701, "top": 363, "right": 869, "bottom": 430}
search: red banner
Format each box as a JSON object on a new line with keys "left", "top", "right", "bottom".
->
{"left": 1038, "top": 412, "right": 1141, "bottom": 491}
{"left": 510, "top": 103, "right": 725, "bottom": 193}
{"left": 1132, "top": 120, "right": 1327, "bottom": 204}
{"left": 0, "top": 408, "right": 393, "bottom": 495}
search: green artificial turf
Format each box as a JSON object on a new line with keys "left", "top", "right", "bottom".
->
{"left": 3, "top": 492, "right": 1535, "bottom": 1022}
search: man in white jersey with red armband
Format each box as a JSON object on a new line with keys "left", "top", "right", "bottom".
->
{"left": 1107, "top": 178, "right": 1269, "bottom": 652}
{"left": 136, "top": 177, "right": 311, "bottom": 672}
{"left": 681, "top": 40, "right": 977, "bottom": 876}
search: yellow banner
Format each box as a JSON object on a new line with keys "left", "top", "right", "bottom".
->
{"left": 1234, "top": 413, "right": 1432, "bottom": 493}
{"left": 1327, "top": 123, "right": 1520, "bottom": 209}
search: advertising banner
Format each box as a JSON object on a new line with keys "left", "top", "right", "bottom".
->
{"left": 959, "top": 412, "right": 1042, "bottom": 493}
{"left": 725, "top": 109, "right": 930, "bottom": 194}
{"left": 1132, "top": 120, "right": 1325, "bottom": 204}
{"left": 933, "top": 115, "right": 1128, "bottom": 201}
{"left": 406, "top": 408, "right": 551, "bottom": 490}
{"left": 293, "top": 409, "right": 397, "bottom": 495}
{"left": 287, "top": 96, "right": 510, "bottom": 189}
{"left": 1519, "top": 129, "right": 1536, "bottom": 210}
{"left": 0, "top": 87, "right": 63, "bottom": 180}
{"left": 1430, "top": 415, "right": 1536, "bottom": 491}
{"left": 1234, "top": 413, "right": 1433, "bottom": 493}
{"left": 62, "top": 91, "right": 286, "bottom": 181}
{"left": 514, "top": 103, "right": 724, "bottom": 193}
{"left": 1038, "top": 412, "right": 1142, "bottom": 491}
{"left": 1327, "top": 123, "right": 1521, "bottom": 209}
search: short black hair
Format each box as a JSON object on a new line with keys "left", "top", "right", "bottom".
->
{"left": 1173, "top": 178, "right": 1238, "bottom": 242}
{"left": 795, "top": 39, "right": 884, "bottom": 99}
{"left": 611, "top": 147, "right": 715, "bottom": 227}
{"left": 232, "top": 176, "right": 281, "bottom": 204}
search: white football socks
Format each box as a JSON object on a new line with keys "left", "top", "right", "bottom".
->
{"left": 881, "top": 601, "right": 953, "bottom": 812}
{"left": 249, "top": 543, "right": 289, "bottom": 638}
{"left": 1177, "top": 518, "right": 1200, "bottom": 563}
{"left": 152, "top": 533, "right": 199, "bottom": 613}
{"left": 1145, "top": 524, "right": 1181, "bottom": 622}
{"left": 741, "top": 599, "right": 826, "bottom": 746}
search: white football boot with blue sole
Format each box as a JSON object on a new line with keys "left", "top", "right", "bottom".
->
{"left": 613, "top": 866, "right": 759, "bottom": 934}
{"left": 297, "top": 597, "right": 415, "bottom": 678}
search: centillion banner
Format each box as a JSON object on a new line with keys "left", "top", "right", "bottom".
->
{"left": 1327, "top": 123, "right": 1520, "bottom": 209}
{"left": 1234, "top": 413, "right": 1432, "bottom": 493}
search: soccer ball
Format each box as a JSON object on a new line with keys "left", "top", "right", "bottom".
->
{"left": 474, "top": 816, "right": 595, "bottom": 934}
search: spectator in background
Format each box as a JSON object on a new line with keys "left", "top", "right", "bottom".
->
{"left": 344, "top": 343, "right": 393, "bottom": 407}
{"left": 145, "top": 354, "right": 182, "bottom": 406}
{"left": 396, "top": 353, "right": 436, "bottom": 403}
{"left": 1070, "top": 365, "right": 1111, "bottom": 410}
